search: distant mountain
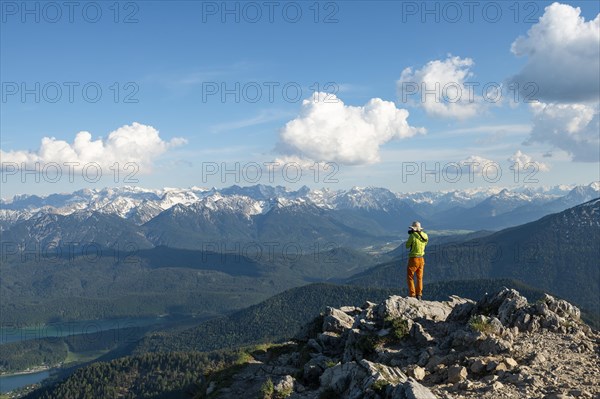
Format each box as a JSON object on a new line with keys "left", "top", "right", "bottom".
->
{"left": 142, "top": 195, "right": 259, "bottom": 248}
{"left": 330, "top": 187, "right": 427, "bottom": 233}
{"left": 219, "top": 184, "right": 310, "bottom": 200}
{"left": 2, "top": 183, "right": 598, "bottom": 256}
{"left": 398, "top": 187, "right": 507, "bottom": 216}
{"left": 2, "top": 183, "right": 597, "bottom": 234}
{"left": 140, "top": 198, "right": 390, "bottom": 250}
{"left": 0, "top": 211, "right": 154, "bottom": 250}
{"left": 347, "top": 198, "right": 600, "bottom": 315}
{"left": 253, "top": 200, "right": 387, "bottom": 247}
{"left": 426, "top": 184, "right": 599, "bottom": 230}
{"left": 547, "top": 182, "right": 600, "bottom": 210}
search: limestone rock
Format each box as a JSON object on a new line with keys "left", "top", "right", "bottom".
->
{"left": 503, "top": 357, "right": 518, "bottom": 370}
{"left": 375, "top": 295, "right": 466, "bottom": 322}
{"left": 205, "top": 288, "right": 600, "bottom": 399}
{"left": 404, "top": 378, "right": 437, "bottom": 399}
{"left": 469, "top": 358, "right": 486, "bottom": 374}
{"left": 407, "top": 365, "right": 426, "bottom": 381}
{"left": 360, "top": 358, "right": 408, "bottom": 389}
{"left": 447, "top": 365, "right": 468, "bottom": 383}
{"left": 410, "top": 322, "right": 434, "bottom": 344}
{"left": 323, "top": 307, "right": 355, "bottom": 334}
{"left": 541, "top": 294, "right": 581, "bottom": 320}
{"left": 318, "top": 331, "right": 344, "bottom": 353}
{"left": 340, "top": 305, "right": 362, "bottom": 315}
{"left": 303, "top": 354, "right": 333, "bottom": 383}
{"left": 319, "top": 361, "right": 367, "bottom": 394}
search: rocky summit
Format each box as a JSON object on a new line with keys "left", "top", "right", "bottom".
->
{"left": 199, "top": 288, "right": 600, "bottom": 399}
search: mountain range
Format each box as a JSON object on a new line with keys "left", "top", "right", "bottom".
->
{"left": 1, "top": 183, "right": 598, "bottom": 252}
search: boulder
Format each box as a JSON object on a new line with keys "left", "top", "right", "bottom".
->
{"left": 541, "top": 294, "right": 581, "bottom": 320}
{"left": 375, "top": 295, "right": 464, "bottom": 322}
{"left": 471, "top": 288, "right": 529, "bottom": 326}
{"left": 469, "top": 358, "right": 486, "bottom": 374}
{"left": 447, "top": 365, "right": 468, "bottom": 383}
{"left": 388, "top": 378, "right": 437, "bottom": 399}
{"left": 319, "top": 361, "right": 367, "bottom": 394}
{"left": 360, "top": 358, "right": 408, "bottom": 387}
{"left": 323, "top": 307, "right": 355, "bottom": 334}
{"left": 404, "top": 378, "right": 437, "bottom": 399}
{"left": 339, "top": 306, "right": 362, "bottom": 316}
{"left": 407, "top": 365, "right": 426, "bottom": 381}
{"left": 503, "top": 357, "right": 518, "bottom": 370}
{"left": 497, "top": 292, "right": 529, "bottom": 325}
{"left": 303, "top": 354, "right": 333, "bottom": 383}
{"left": 447, "top": 301, "right": 476, "bottom": 323}
{"left": 410, "top": 322, "right": 434, "bottom": 344}
{"left": 318, "top": 331, "right": 344, "bottom": 354}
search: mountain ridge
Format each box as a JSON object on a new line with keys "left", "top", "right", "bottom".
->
{"left": 2, "top": 182, "right": 597, "bottom": 228}
{"left": 2, "top": 183, "right": 598, "bottom": 253}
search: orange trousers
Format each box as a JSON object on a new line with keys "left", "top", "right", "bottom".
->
{"left": 407, "top": 257, "right": 424, "bottom": 297}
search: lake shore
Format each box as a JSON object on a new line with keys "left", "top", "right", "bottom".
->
{"left": 0, "top": 368, "right": 53, "bottom": 395}
{"left": 0, "top": 365, "right": 53, "bottom": 378}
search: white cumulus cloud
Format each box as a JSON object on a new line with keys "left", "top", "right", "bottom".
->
{"left": 510, "top": 2, "right": 600, "bottom": 102}
{"left": 508, "top": 150, "right": 550, "bottom": 172}
{"left": 276, "top": 92, "right": 425, "bottom": 165}
{"left": 397, "top": 55, "right": 484, "bottom": 119}
{"left": 527, "top": 102, "right": 599, "bottom": 162}
{"left": 458, "top": 155, "right": 497, "bottom": 173}
{"left": 0, "top": 122, "right": 187, "bottom": 171}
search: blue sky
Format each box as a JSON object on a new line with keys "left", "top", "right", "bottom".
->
{"left": 1, "top": 1, "right": 599, "bottom": 197}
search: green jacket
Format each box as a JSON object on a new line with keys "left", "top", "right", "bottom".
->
{"left": 406, "top": 231, "right": 428, "bottom": 258}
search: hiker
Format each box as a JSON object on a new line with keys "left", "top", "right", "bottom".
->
{"left": 406, "top": 221, "right": 428, "bottom": 300}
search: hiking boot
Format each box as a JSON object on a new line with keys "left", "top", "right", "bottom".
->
{"left": 417, "top": 295, "right": 422, "bottom": 301}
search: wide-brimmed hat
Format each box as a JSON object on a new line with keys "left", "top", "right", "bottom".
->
{"left": 409, "top": 221, "right": 423, "bottom": 231}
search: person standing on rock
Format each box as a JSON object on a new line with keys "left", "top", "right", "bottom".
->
{"left": 406, "top": 221, "right": 428, "bottom": 300}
